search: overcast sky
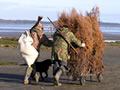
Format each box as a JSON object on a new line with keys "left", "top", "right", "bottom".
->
{"left": 0, "top": 0, "right": 120, "bottom": 23}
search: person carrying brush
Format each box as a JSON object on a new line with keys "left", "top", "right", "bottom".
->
{"left": 51, "top": 24, "right": 86, "bottom": 86}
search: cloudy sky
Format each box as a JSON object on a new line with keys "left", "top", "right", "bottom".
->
{"left": 0, "top": 0, "right": 120, "bottom": 23}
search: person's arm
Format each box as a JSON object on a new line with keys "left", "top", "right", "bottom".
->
{"left": 31, "top": 16, "right": 43, "bottom": 30}
{"left": 40, "top": 34, "right": 53, "bottom": 47}
{"left": 71, "top": 33, "right": 85, "bottom": 48}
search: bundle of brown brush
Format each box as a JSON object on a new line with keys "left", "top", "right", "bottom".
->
{"left": 56, "top": 7, "right": 104, "bottom": 78}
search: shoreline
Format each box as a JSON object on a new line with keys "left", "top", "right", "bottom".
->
{"left": 0, "top": 32, "right": 120, "bottom": 41}
{"left": 103, "top": 32, "right": 120, "bottom": 40}
{"left": 0, "top": 24, "right": 120, "bottom": 41}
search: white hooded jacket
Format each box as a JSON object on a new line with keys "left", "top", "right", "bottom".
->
{"left": 18, "top": 31, "right": 39, "bottom": 67}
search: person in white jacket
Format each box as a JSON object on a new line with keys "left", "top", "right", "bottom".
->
{"left": 18, "top": 16, "right": 53, "bottom": 85}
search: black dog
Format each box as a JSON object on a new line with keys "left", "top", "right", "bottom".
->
{"left": 32, "top": 59, "right": 52, "bottom": 80}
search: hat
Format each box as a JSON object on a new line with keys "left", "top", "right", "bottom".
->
{"left": 63, "top": 24, "right": 68, "bottom": 28}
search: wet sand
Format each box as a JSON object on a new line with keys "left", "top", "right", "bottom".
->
{"left": 0, "top": 46, "right": 120, "bottom": 90}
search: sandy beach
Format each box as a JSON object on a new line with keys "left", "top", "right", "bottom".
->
{"left": 0, "top": 46, "right": 120, "bottom": 90}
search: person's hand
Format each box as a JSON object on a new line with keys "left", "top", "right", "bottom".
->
{"left": 38, "top": 16, "right": 43, "bottom": 21}
{"left": 81, "top": 43, "right": 85, "bottom": 47}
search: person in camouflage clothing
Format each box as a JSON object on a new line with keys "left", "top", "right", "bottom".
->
{"left": 23, "top": 16, "right": 53, "bottom": 85}
{"left": 51, "top": 25, "right": 85, "bottom": 86}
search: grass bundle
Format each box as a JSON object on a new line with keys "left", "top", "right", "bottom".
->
{"left": 56, "top": 7, "right": 104, "bottom": 77}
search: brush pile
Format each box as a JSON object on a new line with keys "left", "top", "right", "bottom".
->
{"left": 56, "top": 7, "right": 104, "bottom": 78}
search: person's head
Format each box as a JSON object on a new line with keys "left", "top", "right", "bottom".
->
{"left": 30, "top": 16, "right": 44, "bottom": 32}
{"left": 30, "top": 23, "right": 44, "bottom": 40}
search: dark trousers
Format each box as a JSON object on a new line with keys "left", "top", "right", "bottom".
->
{"left": 53, "top": 60, "right": 68, "bottom": 76}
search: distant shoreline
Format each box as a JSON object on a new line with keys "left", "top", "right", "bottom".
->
{"left": 0, "top": 19, "right": 120, "bottom": 27}
{"left": 100, "top": 24, "right": 120, "bottom": 27}
{"left": 0, "top": 20, "right": 120, "bottom": 41}
{"left": 0, "top": 31, "right": 120, "bottom": 42}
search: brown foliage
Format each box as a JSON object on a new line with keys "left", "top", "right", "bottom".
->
{"left": 56, "top": 7, "right": 104, "bottom": 77}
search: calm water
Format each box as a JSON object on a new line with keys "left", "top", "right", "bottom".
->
{"left": 0, "top": 24, "right": 120, "bottom": 32}
{"left": 100, "top": 27, "right": 120, "bottom": 33}
{"left": 0, "top": 24, "right": 55, "bottom": 37}
{"left": 0, "top": 24, "right": 120, "bottom": 41}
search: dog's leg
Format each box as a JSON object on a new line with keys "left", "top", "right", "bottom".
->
{"left": 44, "top": 71, "right": 48, "bottom": 78}
{"left": 40, "top": 72, "right": 44, "bottom": 80}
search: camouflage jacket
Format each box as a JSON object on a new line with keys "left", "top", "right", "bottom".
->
{"left": 51, "top": 27, "right": 82, "bottom": 62}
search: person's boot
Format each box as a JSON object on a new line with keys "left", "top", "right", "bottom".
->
{"left": 24, "top": 79, "right": 29, "bottom": 85}
{"left": 24, "top": 66, "right": 33, "bottom": 85}
{"left": 54, "top": 77, "right": 62, "bottom": 86}
{"left": 54, "top": 69, "right": 62, "bottom": 86}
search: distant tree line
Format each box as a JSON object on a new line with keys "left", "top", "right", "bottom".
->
{"left": 0, "top": 19, "right": 51, "bottom": 25}
{"left": 0, "top": 19, "right": 120, "bottom": 27}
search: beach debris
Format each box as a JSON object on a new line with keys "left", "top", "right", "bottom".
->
{"left": 56, "top": 7, "right": 104, "bottom": 85}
